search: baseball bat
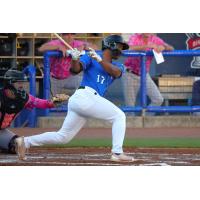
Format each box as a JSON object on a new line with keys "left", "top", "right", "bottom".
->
{"left": 53, "top": 33, "right": 74, "bottom": 50}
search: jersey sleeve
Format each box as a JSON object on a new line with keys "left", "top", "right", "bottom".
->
{"left": 25, "top": 95, "right": 54, "bottom": 109}
{"left": 80, "top": 54, "right": 92, "bottom": 70}
{"left": 113, "top": 62, "right": 125, "bottom": 78}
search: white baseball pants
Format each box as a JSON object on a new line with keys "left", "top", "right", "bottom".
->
{"left": 24, "top": 86, "right": 126, "bottom": 154}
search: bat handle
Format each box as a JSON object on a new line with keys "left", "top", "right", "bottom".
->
{"left": 54, "top": 33, "right": 74, "bottom": 50}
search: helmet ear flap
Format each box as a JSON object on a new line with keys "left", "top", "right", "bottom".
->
{"left": 108, "top": 42, "right": 117, "bottom": 50}
{"left": 102, "top": 40, "right": 117, "bottom": 50}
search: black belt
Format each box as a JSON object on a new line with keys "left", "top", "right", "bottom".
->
{"left": 78, "top": 86, "right": 85, "bottom": 89}
{"left": 126, "top": 69, "right": 139, "bottom": 76}
{"left": 78, "top": 86, "right": 97, "bottom": 95}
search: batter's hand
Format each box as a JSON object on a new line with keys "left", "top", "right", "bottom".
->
{"left": 66, "top": 49, "right": 72, "bottom": 57}
{"left": 88, "top": 48, "right": 102, "bottom": 62}
{"left": 71, "top": 48, "right": 81, "bottom": 60}
{"left": 66, "top": 49, "right": 86, "bottom": 58}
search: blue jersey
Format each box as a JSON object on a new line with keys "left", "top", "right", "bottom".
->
{"left": 80, "top": 54, "right": 124, "bottom": 96}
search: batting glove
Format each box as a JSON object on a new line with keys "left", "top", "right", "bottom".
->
{"left": 66, "top": 48, "right": 81, "bottom": 60}
{"left": 71, "top": 48, "right": 81, "bottom": 60}
{"left": 66, "top": 50, "right": 72, "bottom": 57}
{"left": 88, "top": 48, "right": 102, "bottom": 62}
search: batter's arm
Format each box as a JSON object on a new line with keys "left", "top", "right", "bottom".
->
{"left": 99, "top": 60, "right": 122, "bottom": 78}
{"left": 88, "top": 48, "right": 122, "bottom": 78}
{"left": 70, "top": 60, "right": 83, "bottom": 74}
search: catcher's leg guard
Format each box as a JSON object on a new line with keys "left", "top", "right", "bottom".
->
{"left": 0, "top": 129, "right": 18, "bottom": 153}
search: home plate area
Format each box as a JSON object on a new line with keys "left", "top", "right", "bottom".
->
{"left": 1, "top": 147, "right": 200, "bottom": 166}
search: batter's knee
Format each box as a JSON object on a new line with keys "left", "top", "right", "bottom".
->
{"left": 115, "top": 109, "right": 126, "bottom": 122}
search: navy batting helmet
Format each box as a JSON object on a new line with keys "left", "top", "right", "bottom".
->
{"left": 3, "top": 69, "right": 27, "bottom": 83}
{"left": 102, "top": 35, "right": 129, "bottom": 51}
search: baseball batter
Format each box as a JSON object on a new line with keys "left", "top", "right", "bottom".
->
{"left": 23, "top": 35, "right": 134, "bottom": 162}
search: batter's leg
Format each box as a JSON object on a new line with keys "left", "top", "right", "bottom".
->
{"left": 91, "top": 98, "right": 125, "bottom": 154}
{"left": 72, "top": 92, "right": 126, "bottom": 154}
{"left": 24, "top": 110, "right": 87, "bottom": 148}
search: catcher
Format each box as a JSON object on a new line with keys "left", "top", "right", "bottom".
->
{"left": 0, "top": 68, "right": 68, "bottom": 160}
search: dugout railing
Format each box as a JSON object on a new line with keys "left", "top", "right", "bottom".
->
{"left": 42, "top": 50, "right": 200, "bottom": 116}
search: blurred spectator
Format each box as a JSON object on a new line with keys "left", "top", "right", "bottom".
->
{"left": 38, "top": 33, "right": 86, "bottom": 96}
{"left": 192, "top": 79, "right": 200, "bottom": 106}
{"left": 122, "top": 33, "right": 174, "bottom": 107}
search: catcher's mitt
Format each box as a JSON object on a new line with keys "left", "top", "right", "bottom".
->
{"left": 52, "top": 93, "right": 70, "bottom": 106}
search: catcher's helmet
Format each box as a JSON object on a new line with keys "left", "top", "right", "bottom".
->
{"left": 3, "top": 69, "right": 27, "bottom": 83}
{"left": 102, "top": 35, "right": 129, "bottom": 51}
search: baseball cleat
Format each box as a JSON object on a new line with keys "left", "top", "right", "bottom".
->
{"left": 15, "top": 137, "right": 27, "bottom": 161}
{"left": 111, "top": 153, "right": 135, "bottom": 162}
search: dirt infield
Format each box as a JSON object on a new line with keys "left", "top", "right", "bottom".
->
{"left": 1, "top": 147, "right": 200, "bottom": 166}
{"left": 0, "top": 127, "right": 200, "bottom": 166}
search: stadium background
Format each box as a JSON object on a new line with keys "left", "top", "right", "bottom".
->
{"left": 1, "top": 33, "right": 200, "bottom": 165}
{"left": 1, "top": 33, "right": 200, "bottom": 126}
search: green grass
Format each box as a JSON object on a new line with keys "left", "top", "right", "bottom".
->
{"left": 44, "top": 138, "right": 200, "bottom": 148}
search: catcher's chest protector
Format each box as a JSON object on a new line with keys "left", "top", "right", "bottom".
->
{"left": 0, "top": 84, "right": 29, "bottom": 129}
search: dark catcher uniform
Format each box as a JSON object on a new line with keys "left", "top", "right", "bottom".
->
{"left": 0, "top": 83, "right": 29, "bottom": 153}
{"left": 0, "top": 69, "right": 54, "bottom": 154}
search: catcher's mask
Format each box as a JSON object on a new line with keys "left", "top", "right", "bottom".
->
{"left": 2, "top": 69, "right": 27, "bottom": 84}
{"left": 102, "top": 35, "right": 129, "bottom": 58}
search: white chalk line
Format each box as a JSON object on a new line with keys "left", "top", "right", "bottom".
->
{"left": 1, "top": 151, "right": 200, "bottom": 166}
{"left": 15, "top": 161, "right": 122, "bottom": 166}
